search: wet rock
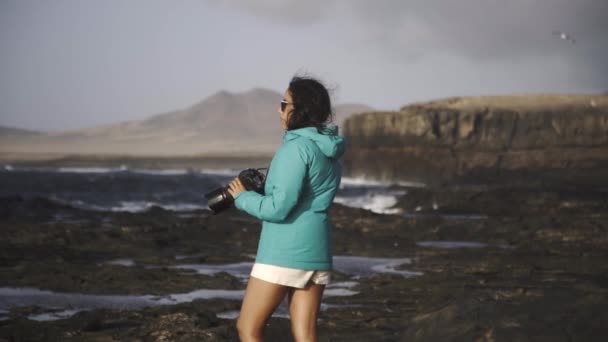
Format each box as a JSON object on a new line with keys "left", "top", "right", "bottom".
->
{"left": 2, "top": 180, "right": 608, "bottom": 340}
{"left": 1, "top": 300, "right": 243, "bottom": 341}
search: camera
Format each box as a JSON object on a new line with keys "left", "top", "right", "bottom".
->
{"left": 205, "top": 168, "right": 267, "bottom": 214}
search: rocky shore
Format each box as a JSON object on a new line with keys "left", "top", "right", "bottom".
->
{"left": 0, "top": 153, "right": 273, "bottom": 172}
{"left": 342, "top": 94, "right": 608, "bottom": 187}
{"left": 1, "top": 180, "right": 607, "bottom": 341}
{"left": 1, "top": 94, "right": 607, "bottom": 341}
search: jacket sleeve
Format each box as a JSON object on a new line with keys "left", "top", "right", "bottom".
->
{"left": 234, "top": 142, "right": 307, "bottom": 222}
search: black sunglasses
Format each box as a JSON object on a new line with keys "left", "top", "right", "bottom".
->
{"left": 280, "top": 99, "right": 292, "bottom": 112}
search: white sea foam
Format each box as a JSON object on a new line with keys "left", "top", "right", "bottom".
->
{"left": 3, "top": 164, "right": 13, "bottom": 171}
{"left": 57, "top": 167, "right": 123, "bottom": 174}
{"left": 109, "top": 201, "right": 156, "bottom": 212}
{"left": 327, "top": 281, "right": 359, "bottom": 289}
{"left": 51, "top": 166, "right": 238, "bottom": 177}
{"left": 54, "top": 199, "right": 206, "bottom": 213}
{"left": 130, "top": 169, "right": 190, "bottom": 175}
{"left": 47, "top": 197, "right": 108, "bottom": 212}
{"left": 105, "top": 259, "right": 136, "bottom": 267}
{"left": 109, "top": 201, "right": 206, "bottom": 213}
{"left": 340, "top": 176, "right": 425, "bottom": 188}
{"left": 334, "top": 192, "right": 404, "bottom": 214}
{"left": 130, "top": 168, "right": 237, "bottom": 177}
{"left": 198, "top": 168, "right": 239, "bottom": 176}
{"left": 323, "top": 288, "right": 360, "bottom": 296}
{"left": 29, "top": 309, "right": 86, "bottom": 321}
{"left": 216, "top": 310, "right": 240, "bottom": 320}
{"left": 11, "top": 167, "right": 421, "bottom": 215}
{"left": 157, "top": 203, "right": 207, "bottom": 212}
{"left": 334, "top": 177, "right": 411, "bottom": 214}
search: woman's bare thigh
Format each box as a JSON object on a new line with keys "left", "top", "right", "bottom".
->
{"left": 288, "top": 283, "right": 325, "bottom": 341}
{"left": 237, "top": 276, "right": 288, "bottom": 340}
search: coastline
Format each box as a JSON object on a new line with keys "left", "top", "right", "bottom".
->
{"left": 0, "top": 152, "right": 273, "bottom": 171}
{"left": 1, "top": 181, "right": 607, "bottom": 340}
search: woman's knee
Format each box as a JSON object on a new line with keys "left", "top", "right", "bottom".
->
{"left": 237, "top": 317, "right": 263, "bottom": 340}
{"left": 291, "top": 323, "right": 317, "bottom": 342}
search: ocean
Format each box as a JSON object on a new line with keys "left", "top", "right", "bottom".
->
{"left": 0, "top": 164, "right": 428, "bottom": 322}
{"left": 0, "top": 164, "right": 423, "bottom": 214}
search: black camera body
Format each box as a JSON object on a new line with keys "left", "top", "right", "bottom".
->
{"left": 205, "top": 168, "right": 266, "bottom": 214}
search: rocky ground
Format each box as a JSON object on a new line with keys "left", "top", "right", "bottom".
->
{"left": 1, "top": 182, "right": 607, "bottom": 341}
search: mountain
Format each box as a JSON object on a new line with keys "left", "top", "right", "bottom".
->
{"left": 0, "top": 126, "right": 42, "bottom": 137}
{"left": 0, "top": 89, "right": 373, "bottom": 157}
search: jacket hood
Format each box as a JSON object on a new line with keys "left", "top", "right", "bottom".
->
{"left": 284, "top": 125, "right": 346, "bottom": 159}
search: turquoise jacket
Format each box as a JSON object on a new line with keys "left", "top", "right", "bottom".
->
{"left": 234, "top": 125, "right": 345, "bottom": 270}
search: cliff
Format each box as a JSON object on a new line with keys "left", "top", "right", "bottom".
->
{"left": 342, "top": 94, "right": 608, "bottom": 187}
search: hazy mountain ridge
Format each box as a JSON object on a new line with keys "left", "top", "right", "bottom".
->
{"left": 0, "top": 126, "right": 42, "bottom": 137}
{"left": 0, "top": 88, "right": 373, "bottom": 156}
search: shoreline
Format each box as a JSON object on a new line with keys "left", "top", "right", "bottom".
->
{"left": 0, "top": 152, "right": 273, "bottom": 170}
{"left": 1, "top": 182, "right": 607, "bottom": 340}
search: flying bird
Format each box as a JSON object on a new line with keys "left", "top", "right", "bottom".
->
{"left": 552, "top": 30, "right": 576, "bottom": 44}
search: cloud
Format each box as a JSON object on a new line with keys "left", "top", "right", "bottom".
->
{"left": 205, "top": 0, "right": 608, "bottom": 61}
{"left": 2, "top": 0, "right": 607, "bottom": 131}
{"left": 205, "top": 0, "right": 608, "bottom": 97}
{"left": 204, "top": 0, "right": 327, "bottom": 26}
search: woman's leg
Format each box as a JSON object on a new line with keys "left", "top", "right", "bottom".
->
{"left": 237, "top": 276, "right": 288, "bottom": 342}
{"left": 288, "top": 282, "right": 325, "bottom": 342}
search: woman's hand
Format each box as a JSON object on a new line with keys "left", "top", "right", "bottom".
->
{"left": 228, "top": 177, "right": 247, "bottom": 198}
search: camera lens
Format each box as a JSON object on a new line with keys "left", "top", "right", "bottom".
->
{"left": 205, "top": 187, "right": 234, "bottom": 214}
{"left": 204, "top": 168, "right": 266, "bottom": 215}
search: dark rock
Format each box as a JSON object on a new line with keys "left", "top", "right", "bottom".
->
{"left": 2, "top": 170, "right": 608, "bottom": 340}
{"left": 343, "top": 95, "right": 608, "bottom": 187}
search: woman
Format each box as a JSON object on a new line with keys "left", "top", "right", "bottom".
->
{"left": 227, "top": 75, "right": 345, "bottom": 342}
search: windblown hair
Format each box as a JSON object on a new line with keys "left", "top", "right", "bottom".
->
{"left": 286, "top": 76, "right": 334, "bottom": 131}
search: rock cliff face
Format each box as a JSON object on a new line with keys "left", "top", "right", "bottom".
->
{"left": 342, "top": 95, "right": 608, "bottom": 187}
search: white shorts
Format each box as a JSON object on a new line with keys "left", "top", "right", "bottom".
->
{"left": 250, "top": 263, "right": 331, "bottom": 288}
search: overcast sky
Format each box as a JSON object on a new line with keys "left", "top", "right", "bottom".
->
{"left": 1, "top": 0, "right": 607, "bottom": 132}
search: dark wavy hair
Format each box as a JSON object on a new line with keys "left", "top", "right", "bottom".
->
{"left": 286, "top": 76, "right": 334, "bottom": 131}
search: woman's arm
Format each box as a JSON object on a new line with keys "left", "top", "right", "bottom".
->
{"left": 232, "top": 143, "right": 307, "bottom": 222}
